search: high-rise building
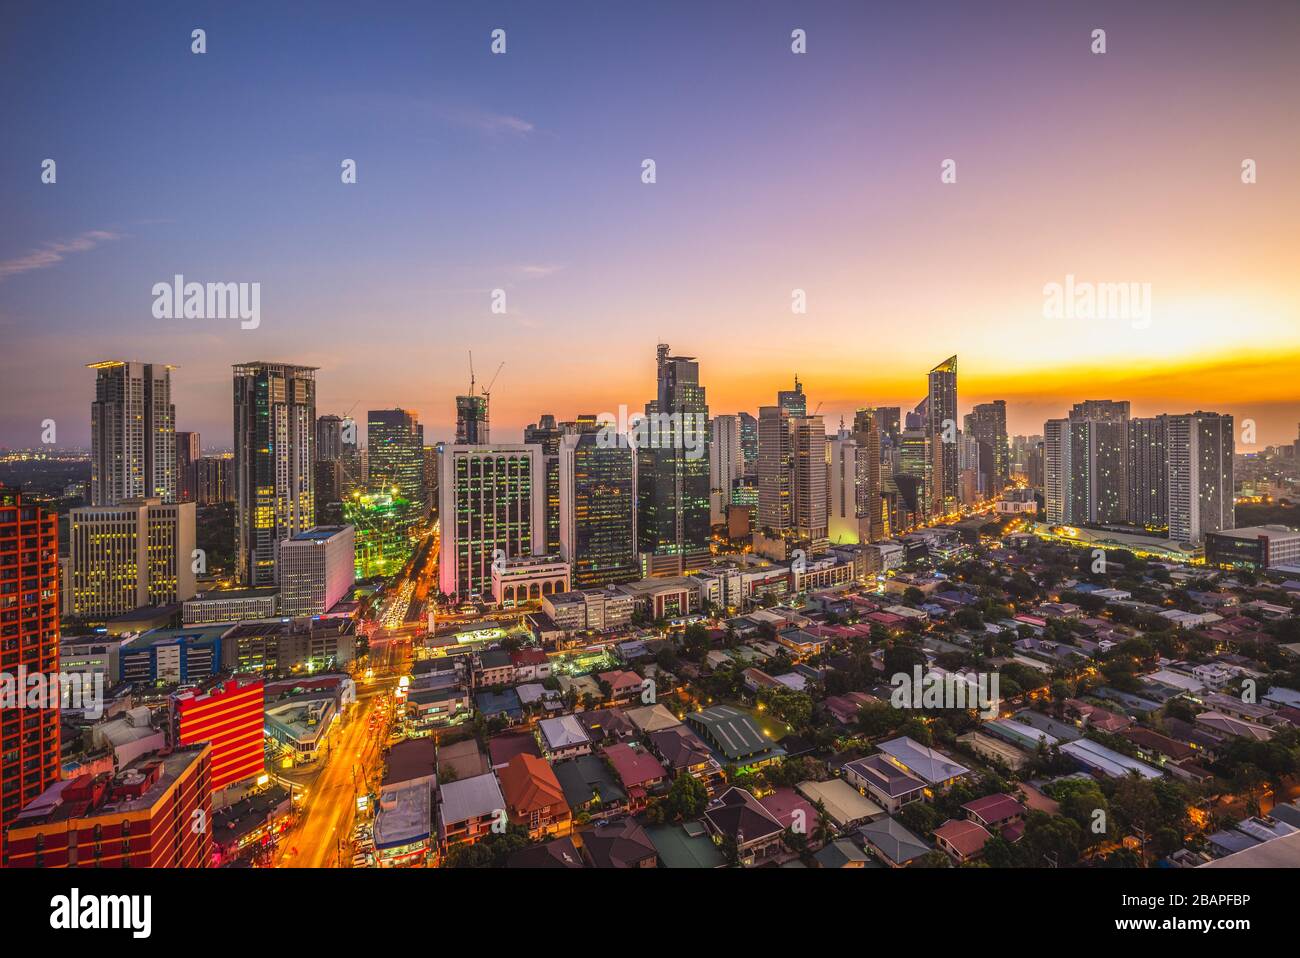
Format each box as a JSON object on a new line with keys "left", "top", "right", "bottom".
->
{"left": 368, "top": 409, "right": 426, "bottom": 512}
{"left": 176, "top": 431, "right": 201, "bottom": 503}
{"left": 344, "top": 492, "right": 416, "bottom": 578}
{"left": 68, "top": 498, "right": 197, "bottom": 619}
{"left": 792, "top": 415, "right": 828, "bottom": 550}
{"left": 278, "top": 525, "right": 356, "bottom": 616}
{"left": 778, "top": 376, "right": 807, "bottom": 418}
{"left": 851, "top": 409, "right": 886, "bottom": 540}
{"left": 1166, "top": 412, "right": 1234, "bottom": 545}
{"left": 737, "top": 411, "right": 759, "bottom": 477}
{"left": 316, "top": 414, "right": 346, "bottom": 462}
{"left": 967, "top": 401, "right": 1008, "bottom": 492}
{"left": 0, "top": 489, "right": 61, "bottom": 841}
{"left": 1127, "top": 416, "right": 1168, "bottom": 531}
{"left": 89, "top": 361, "right": 176, "bottom": 505}
{"left": 455, "top": 394, "right": 490, "bottom": 444}
{"left": 438, "top": 444, "right": 544, "bottom": 599}
{"left": 757, "top": 405, "right": 793, "bottom": 536}
{"left": 194, "top": 455, "right": 234, "bottom": 505}
{"left": 559, "top": 432, "right": 639, "bottom": 587}
{"left": 927, "top": 356, "right": 958, "bottom": 515}
{"left": 524, "top": 414, "right": 564, "bottom": 557}
{"left": 636, "top": 344, "right": 710, "bottom": 575}
{"left": 233, "top": 362, "right": 317, "bottom": 586}
{"left": 709, "top": 415, "right": 744, "bottom": 525}
{"left": 1044, "top": 401, "right": 1132, "bottom": 527}
{"left": 863, "top": 406, "right": 901, "bottom": 446}
{"left": 757, "top": 404, "right": 827, "bottom": 552}
{"left": 828, "top": 426, "right": 865, "bottom": 545}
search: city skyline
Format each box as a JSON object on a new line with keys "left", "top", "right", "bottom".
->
{"left": 2, "top": 2, "right": 1298, "bottom": 447}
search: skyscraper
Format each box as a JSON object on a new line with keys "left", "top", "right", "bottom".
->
{"left": 368, "top": 408, "right": 426, "bottom": 511}
{"left": 636, "top": 344, "right": 710, "bottom": 575}
{"left": 559, "top": 431, "right": 639, "bottom": 587}
{"left": 456, "top": 394, "right": 490, "bottom": 444}
{"left": 709, "top": 415, "right": 744, "bottom": 525}
{"left": 1166, "top": 412, "right": 1234, "bottom": 545}
{"left": 792, "top": 415, "right": 828, "bottom": 550}
{"left": 1127, "top": 416, "right": 1168, "bottom": 531}
{"left": 927, "top": 356, "right": 958, "bottom": 515}
{"left": 233, "top": 362, "right": 317, "bottom": 586}
{"left": 0, "top": 489, "right": 61, "bottom": 842}
{"left": 757, "top": 404, "right": 793, "bottom": 537}
{"left": 852, "top": 408, "right": 886, "bottom": 540}
{"left": 967, "top": 400, "right": 1009, "bottom": 493}
{"left": 176, "top": 431, "right": 201, "bottom": 503}
{"left": 778, "top": 376, "right": 807, "bottom": 418}
{"left": 737, "top": 411, "right": 759, "bottom": 478}
{"left": 1044, "top": 407, "right": 1129, "bottom": 527}
{"left": 828, "top": 425, "right": 864, "bottom": 544}
{"left": 524, "top": 414, "right": 565, "bottom": 557}
{"left": 438, "top": 444, "right": 544, "bottom": 599}
{"left": 89, "top": 361, "right": 176, "bottom": 505}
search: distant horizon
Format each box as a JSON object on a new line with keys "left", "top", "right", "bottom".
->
{"left": 3, "top": 1, "right": 1298, "bottom": 449}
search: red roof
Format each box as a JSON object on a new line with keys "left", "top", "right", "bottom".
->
{"left": 961, "top": 792, "right": 1025, "bottom": 826}
{"left": 934, "top": 818, "right": 992, "bottom": 858}
{"left": 757, "top": 787, "right": 817, "bottom": 831}
{"left": 603, "top": 743, "right": 666, "bottom": 789}
{"left": 488, "top": 732, "right": 541, "bottom": 768}
{"left": 511, "top": 649, "right": 549, "bottom": 667}
{"left": 498, "top": 753, "right": 566, "bottom": 816}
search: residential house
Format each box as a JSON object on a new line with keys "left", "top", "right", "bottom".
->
{"left": 498, "top": 753, "right": 572, "bottom": 840}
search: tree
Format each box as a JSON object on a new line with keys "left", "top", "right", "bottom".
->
{"left": 663, "top": 772, "right": 709, "bottom": 821}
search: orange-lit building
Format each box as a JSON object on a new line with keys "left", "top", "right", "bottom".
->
{"left": 497, "top": 753, "right": 571, "bottom": 840}
{"left": 1, "top": 745, "right": 212, "bottom": 868}
{"left": 172, "top": 677, "right": 265, "bottom": 792}
{"left": 0, "top": 489, "right": 62, "bottom": 857}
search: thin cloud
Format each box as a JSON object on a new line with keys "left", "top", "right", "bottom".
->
{"left": 0, "top": 230, "right": 123, "bottom": 282}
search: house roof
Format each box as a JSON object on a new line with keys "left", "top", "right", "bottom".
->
{"left": 688, "top": 705, "right": 770, "bottom": 760}
{"left": 961, "top": 792, "right": 1025, "bottom": 825}
{"left": 843, "top": 754, "right": 927, "bottom": 797}
{"left": 644, "top": 822, "right": 726, "bottom": 868}
{"left": 934, "top": 818, "right": 992, "bottom": 858}
{"left": 625, "top": 703, "right": 682, "bottom": 733}
{"left": 498, "top": 753, "right": 566, "bottom": 816}
{"left": 438, "top": 772, "right": 505, "bottom": 826}
{"left": 648, "top": 725, "right": 714, "bottom": 770}
{"left": 581, "top": 818, "right": 657, "bottom": 868}
{"left": 876, "top": 737, "right": 971, "bottom": 785}
{"left": 859, "top": 817, "right": 930, "bottom": 866}
{"left": 814, "top": 838, "right": 872, "bottom": 868}
{"left": 603, "top": 743, "right": 667, "bottom": 790}
{"left": 703, "top": 786, "right": 785, "bottom": 844}
{"left": 796, "top": 778, "right": 883, "bottom": 826}
{"left": 757, "top": 787, "right": 817, "bottom": 832}
{"left": 487, "top": 732, "right": 541, "bottom": 769}
{"left": 539, "top": 714, "right": 592, "bottom": 751}
{"left": 553, "top": 755, "right": 626, "bottom": 809}
{"left": 507, "top": 835, "right": 585, "bottom": 868}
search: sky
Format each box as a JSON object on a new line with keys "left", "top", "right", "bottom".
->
{"left": 1, "top": 0, "right": 1298, "bottom": 449}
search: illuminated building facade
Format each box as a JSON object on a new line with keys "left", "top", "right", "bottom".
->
{"left": 0, "top": 490, "right": 61, "bottom": 845}
{"left": 343, "top": 493, "right": 417, "bottom": 578}
{"left": 68, "top": 498, "right": 197, "bottom": 619}
{"left": 233, "top": 362, "right": 317, "bottom": 586}
{"left": 559, "top": 431, "right": 639, "bottom": 588}
{"left": 172, "top": 678, "right": 265, "bottom": 793}
{"left": 88, "top": 360, "right": 176, "bottom": 506}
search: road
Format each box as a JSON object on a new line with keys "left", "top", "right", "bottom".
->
{"left": 274, "top": 682, "right": 394, "bottom": 868}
